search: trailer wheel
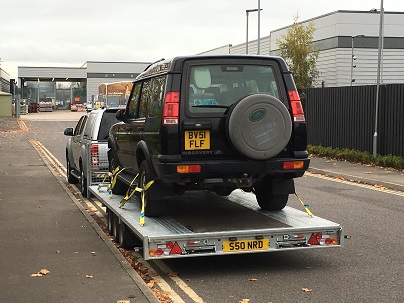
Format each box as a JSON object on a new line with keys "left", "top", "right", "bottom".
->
{"left": 107, "top": 209, "right": 114, "bottom": 235}
{"left": 118, "top": 223, "right": 140, "bottom": 249}
{"left": 66, "top": 156, "right": 78, "bottom": 184}
{"left": 139, "top": 160, "right": 167, "bottom": 217}
{"left": 80, "top": 166, "right": 88, "bottom": 198}
{"left": 108, "top": 147, "right": 128, "bottom": 195}
{"left": 112, "top": 214, "right": 120, "bottom": 242}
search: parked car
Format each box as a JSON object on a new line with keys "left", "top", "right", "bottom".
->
{"left": 108, "top": 55, "right": 310, "bottom": 216}
{"left": 64, "top": 108, "right": 121, "bottom": 197}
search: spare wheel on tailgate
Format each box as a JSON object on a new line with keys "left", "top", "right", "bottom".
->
{"left": 226, "top": 94, "right": 292, "bottom": 160}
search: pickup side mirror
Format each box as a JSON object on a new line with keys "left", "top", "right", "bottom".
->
{"left": 64, "top": 127, "right": 74, "bottom": 136}
{"left": 116, "top": 109, "right": 126, "bottom": 121}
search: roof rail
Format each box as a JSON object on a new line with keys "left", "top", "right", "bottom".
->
{"left": 144, "top": 58, "right": 165, "bottom": 71}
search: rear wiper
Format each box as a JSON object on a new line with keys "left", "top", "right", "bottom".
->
{"left": 192, "top": 104, "right": 230, "bottom": 109}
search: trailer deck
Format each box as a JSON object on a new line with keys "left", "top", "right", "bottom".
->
{"left": 89, "top": 186, "right": 343, "bottom": 260}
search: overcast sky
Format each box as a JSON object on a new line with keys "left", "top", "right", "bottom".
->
{"left": 1, "top": 0, "right": 403, "bottom": 79}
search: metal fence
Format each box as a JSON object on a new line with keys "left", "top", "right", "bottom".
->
{"left": 301, "top": 84, "right": 404, "bottom": 157}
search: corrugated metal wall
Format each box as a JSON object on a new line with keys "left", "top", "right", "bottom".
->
{"left": 302, "top": 84, "right": 404, "bottom": 157}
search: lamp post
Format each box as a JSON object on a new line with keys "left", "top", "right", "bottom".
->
{"left": 373, "top": 0, "right": 384, "bottom": 158}
{"left": 351, "top": 35, "right": 365, "bottom": 86}
{"left": 257, "top": 0, "right": 261, "bottom": 55}
{"left": 246, "top": 8, "right": 263, "bottom": 54}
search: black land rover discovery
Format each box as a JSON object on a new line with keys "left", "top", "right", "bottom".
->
{"left": 108, "top": 55, "right": 310, "bottom": 216}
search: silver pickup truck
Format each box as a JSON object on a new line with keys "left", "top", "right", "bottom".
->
{"left": 64, "top": 108, "right": 121, "bottom": 197}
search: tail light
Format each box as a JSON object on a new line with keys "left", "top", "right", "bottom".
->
{"left": 90, "top": 144, "right": 99, "bottom": 167}
{"left": 287, "top": 90, "right": 305, "bottom": 122}
{"left": 163, "top": 91, "right": 180, "bottom": 125}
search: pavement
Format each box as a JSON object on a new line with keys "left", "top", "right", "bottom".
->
{"left": 0, "top": 112, "right": 403, "bottom": 302}
{"left": 0, "top": 113, "right": 159, "bottom": 302}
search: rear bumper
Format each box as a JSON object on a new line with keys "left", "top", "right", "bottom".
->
{"left": 155, "top": 157, "right": 310, "bottom": 183}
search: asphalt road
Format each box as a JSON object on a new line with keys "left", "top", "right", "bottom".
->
{"left": 23, "top": 111, "right": 404, "bottom": 303}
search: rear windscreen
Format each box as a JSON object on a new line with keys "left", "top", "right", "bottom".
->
{"left": 98, "top": 111, "right": 120, "bottom": 140}
{"left": 187, "top": 64, "right": 280, "bottom": 114}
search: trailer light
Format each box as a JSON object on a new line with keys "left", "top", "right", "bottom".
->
{"left": 325, "top": 238, "right": 333, "bottom": 245}
{"left": 177, "top": 165, "right": 201, "bottom": 173}
{"left": 308, "top": 233, "right": 320, "bottom": 245}
{"left": 149, "top": 249, "right": 157, "bottom": 257}
{"left": 332, "top": 238, "right": 339, "bottom": 245}
{"left": 166, "top": 241, "right": 173, "bottom": 249}
{"left": 156, "top": 248, "right": 164, "bottom": 255}
{"left": 283, "top": 161, "right": 304, "bottom": 170}
{"left": 316, "top": 232, "right": 322, "bottom": 239}
{"left": 169, "top": 242, "right": 183, "bottom": 255}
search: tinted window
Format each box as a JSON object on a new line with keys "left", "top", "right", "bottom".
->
{"left": 74, "top": 116, "right": 87, "bottom": 136}
{"left": 98, "top": 111, "right": 120, "bottom": 140}
{"left": 187, "top": 64, "right": 280, "bottom": 114}
{"left": 127, "top": 83, "right": 141, "bottom": 119}
{"left": 138, "top": 80, "right": 150, "bottom": 118}
{"left": 148, "top": 75, "right": 166, "bottom": 118}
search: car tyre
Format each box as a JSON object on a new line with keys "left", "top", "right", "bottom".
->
{"left": 66, "top": 156, "right": 79, "bottom": 184}
{"left": 226, "top": 94, "right": 292, "bottom": 160}
{"left": 139, "top": 160, "right": 167, "bottom": 217}
{"left": 253, "top": 180, "right": 289, "bottom": 211}
{"left": 108, "top": 146, "right": 128, "bottom": 195}
{"left": 80, "top": 166, "right": 88, "bottom": 198}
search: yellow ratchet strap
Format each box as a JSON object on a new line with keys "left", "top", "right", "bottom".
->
{"left": 98, "top": 172, "right": 112, "bottom": 190}
{"left": 120, "top": 174, "right": 140, "bottom": 208}
{"left": 139, "top": 180, "right": 154, "bottom": 226}
{"left": 295, "top": 192, "right": 313, "bottom": 217}
{"left": 107, "top": 167, "right": 125, "bottom": 191}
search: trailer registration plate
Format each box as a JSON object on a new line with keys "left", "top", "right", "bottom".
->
{"left": 222, "top": 239, "right": 269, "bottom": 252}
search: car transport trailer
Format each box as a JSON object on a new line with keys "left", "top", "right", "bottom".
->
{"left": 89, "top": 186, "right": 343, "bottom": 260}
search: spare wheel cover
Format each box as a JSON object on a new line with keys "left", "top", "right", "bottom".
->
{"left": 227, "top": 94, "right": 292, "bottom": 160}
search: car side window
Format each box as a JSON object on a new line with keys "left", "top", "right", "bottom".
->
{"left": 127, "top": 83, "right": 141, "bottom": 119}
{"left": 74, "top": 116, "right": 87, "bottom": 136}
{"left": 138, "top": 80, "right": 151, "bottom": 119}
{"left": 148, "top": 75, "right": 166, "bottom": 117}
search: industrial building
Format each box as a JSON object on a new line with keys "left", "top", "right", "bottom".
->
{"left": 1, "top": 10, "right": 403, "bottom": 103}
{"left": 209, "top": 10, "right": 404, "bottom": 87}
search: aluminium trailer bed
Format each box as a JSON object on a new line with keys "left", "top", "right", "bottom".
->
{"left": 89, "top": 186, "right": 343, "bottom": 260}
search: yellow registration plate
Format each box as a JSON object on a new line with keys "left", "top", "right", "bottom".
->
{"left": 185, "top": 130, "right": 210, "bottom": 150}
{"left": 222, "top": 239, "right": 269, "bottom": 252}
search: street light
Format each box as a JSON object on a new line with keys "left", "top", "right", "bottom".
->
{"left": 246, "top": 8, "right": 263, "bottom": 54}
{"left": 351, "top": 35, "right": 365, "bottom": 86}
{"left": 373, "top": 0, "right": 384, "bottom": 158}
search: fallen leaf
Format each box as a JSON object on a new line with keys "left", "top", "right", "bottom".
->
{"left": 90, "top": 252, "right": 97, "bottom": 256}
{"left": 239, "top": 299, "right": 250, "bottom": 303}
{"left": 167, "top": 272, "right": 178, "bottom": 277}
{"left": 365, "top": 172, "right": 373, "bottom": 174}
{"left": 248, "top": 278, "right": 258, "bottom": 281}
{"left": 147, "top": 280, "right": 155, "bottom": 288}
{"left": 31, "top": 268, "right": 50, "bottom": 277}
{"left": 39, "top": 269, "right": 50, "bottom": 275}
{"left": 86, "top": 275, "right": 94, "bottom": 279}
{"left": 56, "top": 250, "right": 61, "bottom": 254}
{"left": 339, "top": 176, "right": 345, "bottom": 181}
{"left": 116, "top": 300, "right": 130, "bottom": 303}
{"left": 302, "top": 287, "right": 313, "bottom": 292}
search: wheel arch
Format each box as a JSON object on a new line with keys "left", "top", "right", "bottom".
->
{"left": 136, "top": 141, "right": 156, "bottom": 179}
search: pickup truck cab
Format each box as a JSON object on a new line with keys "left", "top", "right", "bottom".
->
{"left": 64, "top": 108, "right": 120, "bottom": 197}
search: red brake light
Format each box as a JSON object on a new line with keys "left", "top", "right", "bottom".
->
{"left": 288, "top": 90, "right": 305, "bottom": 122}
{"left": 163, "top": 91, "right": 180, "bottom": 125}
{"left": 90, "top": 144, "right": 99, "bottom": 167}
